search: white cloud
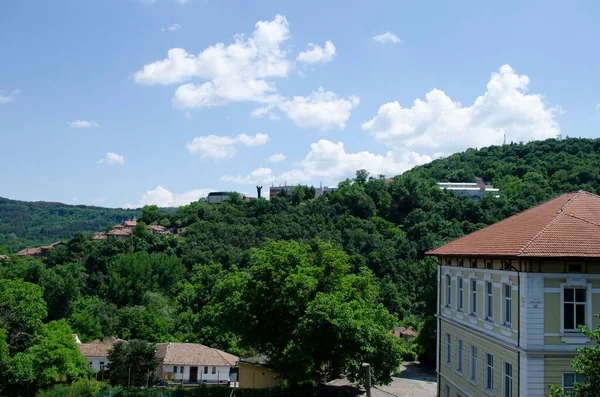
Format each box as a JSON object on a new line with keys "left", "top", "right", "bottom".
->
{"left": 126, "top": 185, "right": 214, "bottom": 208}
{"left": 372, "top": 32, "right": 402, "bottom": 44}
{"left": 268, "top": 153, "right": 286, "bottom": 163}
{"left": 162, "top": 23, "right": 181, "bottom": 32}
{"left": 297, "top": 41, "right": 336, "bottom": 64}
{"left": 278, "top": 87, "right": 359, "bottom": 131}
{"left": 97, "top": 152, "right": 125, "bottom": 166}
{"left": 222, "top": 139, "right": 430, "bottom": 185}
{"left": 362, "top": 64, "right": 560, "bottom": 155}
{"left": 186, "top": 133, "right": 269, "bottom": 160}
{"left": 70, "top": 120, "right": 99, "bottom": 128}
{"left": 0, "top": 89, "right": 21, "bottom": 104}
{"left": 134, "top": 15, "right": 291, "bottom": 108}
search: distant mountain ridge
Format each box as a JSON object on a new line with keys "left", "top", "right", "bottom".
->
{"left": 0, "top": 197, "right": 140, "bottom": 253}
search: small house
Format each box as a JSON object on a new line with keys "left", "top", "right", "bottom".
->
{"left": 238, "top": 356, "right": 281, "bottom": 389}
{"left": 77, "top": 337, "right": 122, "bottom": 371}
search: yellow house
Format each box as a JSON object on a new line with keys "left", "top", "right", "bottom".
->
{"left": 427, "top": 191, "right": 600, "bottom": 397}
{"left": 238, "top": 357, "right": 281, "bottom": 389}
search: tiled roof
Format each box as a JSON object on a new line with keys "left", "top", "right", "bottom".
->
{"left": 16, "top": 247, "right": 42, "bottom": 257}
{"left": 427, "top": 191, "right": 600, "bottom": 258}
{"left": 123, "top": 221, "right": 137, "bottom": 227}
{"left": 157, "top": 343, "right": 238, "bottom": 366}
{"left": 0, "top": 255, "right": 9, "bottom": 260}
{"left": 107, "top": 228, "right": 132, "bottom": 236}
{"left": 78, "top": 338, "right": 122, "bottom": 357}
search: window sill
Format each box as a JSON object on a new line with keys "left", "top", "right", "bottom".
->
{"left": 483, "top": 388, "right": 494, "bottom": 396}
{"left": 500, "top": 324, "right": 512, "bottom": 337}
{"left": 483, "top": 320, "right": 494, "bottom": 331}
{"left": 468, "top": 315, "right": 478, "bottom": 325}
{"left": 560, "top": 333, "right": 590, "bottom": 344}
{"left": 468, "top": 378, "right": 477, "bottom": 386}
{"left": 456, "top": 370, "right": 463, "bottom": 376}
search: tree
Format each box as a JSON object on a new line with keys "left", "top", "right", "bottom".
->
{"left": 548, "top": 318, "right": 600, "bottom": 396}
{"left": 211, "top": 241, "right": 403, "bottom": 386}
{"left": 107, "top": 340, "right": 158, "bottom": 387}
{"left": 140, "top": 205, "right": 160, "bottom": 225}
{"left": 0, "top": 279, "right": 47, "bottom": 353}
{"left": 354, "top": 169, "right": 369, "bottom": 185}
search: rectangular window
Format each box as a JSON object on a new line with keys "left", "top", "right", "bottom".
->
{"left": 174, "top": 366, "right": 178, "bottom": 373}
{"left": 180, "top": 366, "right": 184, "bottom": 374}
{"left": 456, "top": 339, "right": 463, "bottom": 372}
{"left": 564, "top": 287, "right": 587, "bottom": 331}
{"left": 445, "top": 385, "right": 450, "bottom": 397}
{"left": 445, "top": 333, "right": 451, "bottom": 366}
{"left": 457, "top": 278, "right": 464, "bottom": 311}
{"left": 470, "top": 346, "right": 477, "bottom": 382}
{"left": 484, "top": 353, "right": 494, "bottom": 391}
{"left": 503, "top": 284, "right": 512, "bottom": 326}
{"left": 212, "top": 366, "right": 216, "bottom": 374}
{"left": 204, "top": 366, "right": 208, "bottom": 374}
{"left": 485, "top": 282, "right": 494, "bottom": 321}
{"left": 446, "top": 275, "right": 452, "bottom": 307}
{"left": 503, "top": 362, "right": 512, "bottom": 397}
{"left": 470, "top": 279, "right": 477, "bottom": 315}
{"left": 563, "top": 373, "right": 586, "bottom": 393}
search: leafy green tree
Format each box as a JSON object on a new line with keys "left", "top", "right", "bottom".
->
{"left": 548, "top": 318, "right": 600, "bottom": 396}
{"left": 68, "top": 297, "right": 118, "bottom": 340}
{"left": 0, "top": 279, "right": 47, "bottom": 353}
{"left": 140, "top": 205, "right": 161, "bottom": 225}
{"left": 107, "top": 340, "right": 158, "bottom": 387}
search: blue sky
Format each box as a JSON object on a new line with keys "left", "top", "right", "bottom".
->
{"left": 1, "top": 0, "right": 599, "bottom": 208}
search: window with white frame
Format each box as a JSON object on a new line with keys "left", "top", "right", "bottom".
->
{"left": 484, "top": 353, "right": 494, "bottom": 391}
{"left": 563, "top": 373, "right": 586, "bottom": 394}
{"left": 485, "top": 281, "right": 494, "bottom": 321}
{"left": 445, "top": 333, "right": 451, "bottom": 366}
{"left": 174, "top": 365, "right": 178, "bottom": 373}
{"left": 470, "top": 278, "right": 477, "bottom": 316}
{"left": 446, "top": 275, "right": 452, "bottom": 307}
{"left": 444, "top": 385, "right": 450, "bottom": 397}
{"left": 503, "top": 284, "right": 512, "bottom": 327}
{"left": 563, "top": 287, "right": 587, "bottom": 331}
{"left": 457, "top": 277, "right": 464, "bottom": 311}
{"left": 469, "top": 346, "right": 477, "bottom": 382}
{"left": 503, "top": 362, "right": 512, "bottom": 397}
{"left": 456, "top": 339, "right": 463, "bottom": 373}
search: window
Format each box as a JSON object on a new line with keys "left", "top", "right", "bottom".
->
{"left": 204, "top": 366, "right": 208, "bottom": 374}
{"left": 446, "top": 275, "right": 452, "bottom": 307}
{"left": 469, "top": 346, "right": 477, "bottom": 382}
{"left": 503, "top": 284, "right": 512, "bottom": 326}
{"left": 456, "top": 339, "right": 463, "bottom": 373}
{"left": 99, "top": 361, "right": 105, "bottom": 370}
{"left": 174, "top": 366, "right": 178, "bottom": 373}
{"left": 503, "top": 362, "right": 512, "bottom": 397}
{"left": 485, "top": 281, "right": 494, "bottom": 321}
{"left": 457, "top": 278, "right": 464, "bottom": 311}
{"left": 484, "top": 353, "right": 494, "bottom": 391}
{"left": 564, "top": 287, "right": 587, "bottom": 331}
{"left": 444, "top": 385, "right": 450, "bottom": 397}
{"left": 180, "top": 366, "right": 184, "bottom": 374}
{"left": 563, "top": 373, "right": 586, "bottom": 394}
{"left": 212, "top": 366, "right": 216, "bottom": 374}
{"left": 470, "top": 279, "right": 477, "bottom": 315}
{"left": 445, "top": 333, "right": 451, "bottom": 366}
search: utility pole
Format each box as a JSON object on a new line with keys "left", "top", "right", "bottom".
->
{"left": 361, "top": 363, "right": 371, "bottom": 397}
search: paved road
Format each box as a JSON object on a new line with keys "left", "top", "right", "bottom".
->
{"left": 331, "top": 363, "right": 437, "bottom": 397}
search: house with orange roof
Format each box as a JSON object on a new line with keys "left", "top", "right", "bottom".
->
{"left": 427, "top": 191, "right": 600, "bottom": 397}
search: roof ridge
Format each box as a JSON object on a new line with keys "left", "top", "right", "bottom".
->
{"left": 564, "top": 212, "right": 600, "bottom": 228}
{"left": 518, "top": 191, "right": 586, "bottom": 255}
{"left": 214, "top": 347, "right": 235, "bottom": 365}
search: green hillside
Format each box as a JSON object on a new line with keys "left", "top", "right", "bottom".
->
{"left": 0, "top": 199, "right": 139, "bottom": 253}
{"left": 2, "top": 137, "right": 600, "bottom": 393}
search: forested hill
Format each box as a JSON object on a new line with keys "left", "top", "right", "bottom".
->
{"left": 0, "top": 198, "right": 139, "bottom": 253}
{"left": 2, "top": 138, "right": 600, "bottom": 393}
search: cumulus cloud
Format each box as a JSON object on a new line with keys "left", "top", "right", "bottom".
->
{"left": 372, "top": 32, "right": 402, "bottom": 44}
{"left": 0, "top": 89, "right": 21, "bottom": 104}
{"left": 70, "top": 120, "right": 99, "bottom": 128}
{"left": 125, "top": 185, "right": 214, "bottom": 208}
{"left": 222, "top": 139, "right": 431, "bottom": 186}
{"left": 268, "top": 153, "right": 286, "bottom": 163}
{"left": 162, "top": 23, "right": 181, "bottom": 32}
{"left": 186, "top": 133, "right": 270, "bottom": 160}
{"left": 97, "top": 152, "right": 125, "bottom": 166}
{"left": 297, "top": 41, "right": 335, "bottom": 64}
{"left": 278, "top": 87, "right": 359, "bottom": 131}
{"left": 134, "top": 15, "right": 290, "bottom": 108}
{"left": 362, "top": 64, "right": 560, "bottom": 155}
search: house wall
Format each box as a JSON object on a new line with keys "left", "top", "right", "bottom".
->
{"left": 85, "top": 356, "right": 108, "bottom": 371}
{"left": 238, "top": 363, "right": 281, "bottom": 389}
{"left": 162, "top": 365, "right": 231, "bottom": 383}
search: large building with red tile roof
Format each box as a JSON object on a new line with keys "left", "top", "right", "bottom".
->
{"left": 427, "top": 191, "right": 600, "bottom": 397}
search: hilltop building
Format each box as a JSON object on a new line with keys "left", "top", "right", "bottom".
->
{"left": 427, "top": 191, "right": 600, "bottom": 397}
{"left": 437, "top": 178, "right": 500, "bottom": 199}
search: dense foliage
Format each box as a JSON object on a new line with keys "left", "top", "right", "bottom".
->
{"left": 0, "top": 198, "right": 140, "bottom": 253}
{"left": 3, "top": 137, "right": 600, "bottom": 393}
